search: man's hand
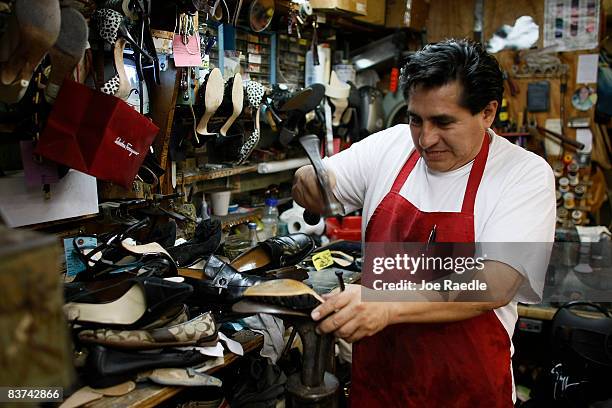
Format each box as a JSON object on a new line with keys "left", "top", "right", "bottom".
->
{"left": 311, "top": 284, "right": 391, "bottom": 343}
{"left": 292, "top": 165, "right": 337, "bottom": 215}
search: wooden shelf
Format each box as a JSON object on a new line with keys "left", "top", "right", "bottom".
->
{"left": 517, "top": 304, "right": 608, "bottom": 321}
{"left": 86, "top": 330, "right": 263, "bottom": 408}
{"left": 497, "top": 132, "right": 531, "bottom": 137}
{"left": 180, "top": 164, "right": 259, "bottom": 184}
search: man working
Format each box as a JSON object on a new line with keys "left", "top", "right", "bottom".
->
{"left": 292, "top": 39, "right": 556, "bottom": 407}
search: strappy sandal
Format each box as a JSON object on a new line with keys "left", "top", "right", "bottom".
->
{"left": 72, "top": 218, "right": 176, "bottom": 281}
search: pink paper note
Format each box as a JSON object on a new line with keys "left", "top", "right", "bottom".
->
{"left": 173, "top": 34, "right": 202, "bottom": 67}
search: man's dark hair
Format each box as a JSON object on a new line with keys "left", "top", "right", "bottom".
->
{"left": 400, "top": 39, "right": 504, "bottom": 115}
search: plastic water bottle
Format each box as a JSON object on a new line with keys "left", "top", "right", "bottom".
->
{"left": 261, "top": 198, "right": 279, "bottom": 240}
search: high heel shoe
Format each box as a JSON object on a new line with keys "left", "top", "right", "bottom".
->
{"left": 0, "top": 0, "right": 61, "bottom": 104}
{"left": 45, "top": 7, "right": 89, "bottom": 103}
{"left": 100, "top": 38, "right": 130, "bottom": 98}
{"left": 236, "top": 80, "right": 265, "bottom": 164}
{"left": 219, "top": 73, "right": 244, "bottom": 137}
{"left": 94, "top": 8, "right": 154, "bottom": 99}
{"left": 195, "top": 67, "right": 224, "bottom": 138}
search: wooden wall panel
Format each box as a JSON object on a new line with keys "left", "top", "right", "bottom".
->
{"left": 426, "top": 0, "right": 475, "bottom": 42}
{"left": 483, "top": 0, "right": 544, "bottom": 48}
{"left": 495, "top": 50, "right": 598, "bottom": 144}
{"left": 424, "top": 1, "right": 602, "bottom": 146}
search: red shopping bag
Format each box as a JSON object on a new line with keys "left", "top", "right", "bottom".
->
{"left": 35, "top": 80, "right": 159, "bottom": 189}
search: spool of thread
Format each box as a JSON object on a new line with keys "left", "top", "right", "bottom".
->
{"left": 574, "top": 184, "right": 586, "bottom": 200}
{"left": 567, "top": 162, "right": 579, "bottom": 177}
{"left": 557, "top": 207, "right": 569, "bottom": 223}
{"left": 556, "top": 190, "right": 562, "bottom": 207}
{"left": 552, "top": 162, "right": 564, "bottom": 178}
{"left": 563, "top": 192, "right": 575, "bottom": 209}
{"left": 558, "top": 177, "right": 570, "bottom": 193}
{"left": 569, "top": 175, "right": 579, "bottom": 186}
{"left": 572, "top": 210, "right": 583, "bottom": 225}
{"left": 567, "top": 162, "right": 579, "bottom": 185}
{"left": 562, "top": 153, "right": 574, "bottom": 165}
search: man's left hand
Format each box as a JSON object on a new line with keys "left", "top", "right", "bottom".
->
{"left": 311, "top": 284, "right": 390, "bottom": 343}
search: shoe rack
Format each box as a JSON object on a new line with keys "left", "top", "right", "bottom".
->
{"left": 235, "top": 30, "right": 272, "bottom": 85}
{"left": 220, "top": 24, "right": 276, "bottom": 86}
{"left": 276, "top": 33, "right": 310, "bottom": 88}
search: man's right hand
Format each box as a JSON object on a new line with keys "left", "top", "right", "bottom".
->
{"left": 292, "top": 165, "right": 338, "bottom": 215}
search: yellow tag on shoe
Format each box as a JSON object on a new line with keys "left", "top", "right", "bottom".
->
{"left": 312, "top": 250, "right": 334, "bottom": 271}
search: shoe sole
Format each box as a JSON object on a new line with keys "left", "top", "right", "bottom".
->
{"left": 196, "top": 68, "right": 224, "bottom": 135}
{"left": 232, "top": 299, "right": 309, "bottom": 317}
{"left": 242, "top": 279, "right": 324, "bottom": 310}
{"left": 219, "top": 73, "right": 243, "bottom": 136}
{"left": 45, "top": 7, "right": 88, "bottom": 103}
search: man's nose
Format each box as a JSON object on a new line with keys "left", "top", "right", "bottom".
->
{"left": 418, "top": 122, "right": 440, "bottom": 149}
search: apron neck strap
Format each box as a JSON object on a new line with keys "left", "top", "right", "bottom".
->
{"left": 461, "top": 132, "right": 490, "bottom": 214}
{"left": 391, "top": 149, "right": 419, "bottom": 193}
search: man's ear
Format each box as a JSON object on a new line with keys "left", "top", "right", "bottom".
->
{"left": 481, "top": 100, "right": 499, "bottom": 128}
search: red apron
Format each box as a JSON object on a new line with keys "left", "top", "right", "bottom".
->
{"left": 351, "top": 135, "right": 513, "bottom": 407}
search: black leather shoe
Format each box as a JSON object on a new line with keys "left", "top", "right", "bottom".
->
{"left": 188, "top": 255, "right": 269, "bottom": 305}
{"left": 83, "top": 345, "right": 207, "bottom": 388}
{"left": 64, "top": 257, "right": 177, "bottom": 303}
{"left": 167, "top": 219, "right": 222, "bottom": 267}
{"left": 230, "top": 233, "right": 315, "bottom": 275}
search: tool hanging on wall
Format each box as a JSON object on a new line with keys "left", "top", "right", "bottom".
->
{"left": 179, "top": 13, "right": 196, "bottom": 45}
{"left": 527, "top": 81, "right": 550, "bottom": 112}
{"left": 311, "top": 20, "right": 319, "bottom": 66}
{"left": 288, "top": 3, "right": 300, "bottom": 37}
{"left": 560, "top": 70, "right": 568, "bottom": 134}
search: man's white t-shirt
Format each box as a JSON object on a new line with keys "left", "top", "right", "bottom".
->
{"left": 324, "top": 124, "right": 556, "bottom": 339}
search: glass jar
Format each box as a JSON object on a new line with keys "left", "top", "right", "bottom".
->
{"left": 224, "top": 234, "right": 252, "bottom": 260}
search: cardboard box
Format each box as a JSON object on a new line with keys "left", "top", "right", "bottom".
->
{"left": 385, "top": 0, "right": 429, "bottom": 30}
{"left": 355, "top": 0, "right": 386, "bottom": 25}
{"left": 310, "top": 0, "right": 367, "bottom": 16}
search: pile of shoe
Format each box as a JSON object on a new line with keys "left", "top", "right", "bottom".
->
{"left": 64, "top": 217, "right": 222, "bottom": 389}
{"left": 62, "top": 216, "right": 319, "bottom": 395}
